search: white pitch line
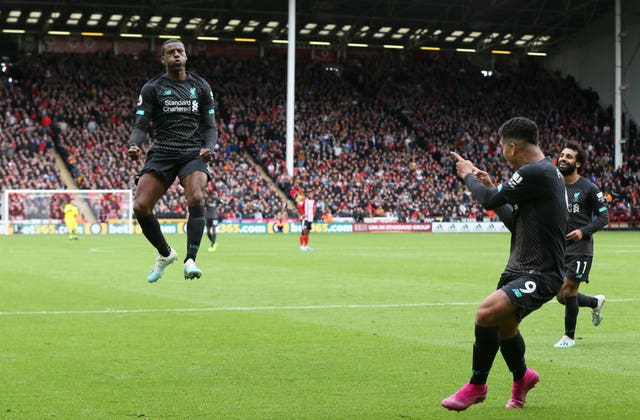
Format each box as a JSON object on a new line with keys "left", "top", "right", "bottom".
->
{"left": 0, "top": 299, "right": 638, "bottom": 316}
{"left": 0, "top": 302, "right": 477, "bottom": 316}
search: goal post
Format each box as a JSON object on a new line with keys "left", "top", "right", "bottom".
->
{"left": 1, "top": 189, "right": 134, "bottom": 235}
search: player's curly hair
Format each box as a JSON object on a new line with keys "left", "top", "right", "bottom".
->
{"left": 499, "top": 117, "right": 539, "bottom": 145}
{"left": 564, "top": 141, "right": 587, "bottom": 170}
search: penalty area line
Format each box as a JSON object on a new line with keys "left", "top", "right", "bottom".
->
{"left": 1, "top": 298, "right": 638, "bottom": 316}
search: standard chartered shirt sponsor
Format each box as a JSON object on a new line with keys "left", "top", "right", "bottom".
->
{"left": 163, "top": 99, "right": 197, "bottom": 112}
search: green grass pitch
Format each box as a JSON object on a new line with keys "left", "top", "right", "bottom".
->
{"left": 0, "top": 231, "right": 638, "bottom": 419}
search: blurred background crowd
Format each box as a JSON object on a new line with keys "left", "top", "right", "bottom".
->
{"left": 1, "top": 51, "right": 638, "bottom": 225}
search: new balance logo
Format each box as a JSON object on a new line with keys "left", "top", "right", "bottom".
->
{"left": 507, "top": 172, "right": 523, "bottom": 189}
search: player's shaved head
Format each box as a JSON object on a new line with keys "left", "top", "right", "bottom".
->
{"left": 161, "top": 38, "right": 184, "bottom": 54}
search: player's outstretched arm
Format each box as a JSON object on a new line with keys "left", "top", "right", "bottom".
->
{"left": 451, "top": 152, "right": 513, "bottom": 230}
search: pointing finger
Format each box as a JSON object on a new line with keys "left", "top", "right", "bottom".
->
{"left": 450, "top": 151, "right": 465, "bottom": 162}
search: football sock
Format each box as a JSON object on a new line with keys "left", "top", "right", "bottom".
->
{"left": 300, "top": 236, "right": 305, "bottom": 246}
{"left": 470, "top": 324, "right": 500, "bottom": 385}
{"left": 137, "top": 213, "right": 171, "bottom": 257}
{"left": 564, "top": 295, "right": 578, "bottom": 339}
{"left": 500, "top": 331, "right": 527, "bottom": 381}
{"left": 577, "top": 293, "right": 597, "bottom": 308}
{"left": 186, "top": 205, "right": 205, "bottom": 262}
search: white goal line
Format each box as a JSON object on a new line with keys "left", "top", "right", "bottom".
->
{"left": 0, "top": 299, "right": 637, "bottom": 316}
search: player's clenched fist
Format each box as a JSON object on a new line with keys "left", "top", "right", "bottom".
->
{"left": 199, "top": 148, "right": 212, "bottom": 163}
{"left": 127, "top": 145, "right": 141, "bottom": 161}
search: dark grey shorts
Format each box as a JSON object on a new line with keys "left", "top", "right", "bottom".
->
{"left": 138, "top": 149, "right": 211, "bottom": 190}
{"left": 498, "top": 272, "right": 562, "bottom": 322}
{"left": 564, "top": 254, "right": 594, "bottom": 283}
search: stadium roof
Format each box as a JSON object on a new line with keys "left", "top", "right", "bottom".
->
{"left": 0, "top": 0, "right": 613, "bottom": 52}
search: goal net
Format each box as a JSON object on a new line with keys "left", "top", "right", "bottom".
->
{"left": 1, "top": 189, "right": 133, "bottom": 235}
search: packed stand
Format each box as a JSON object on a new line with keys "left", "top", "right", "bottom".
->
{"left": 0, "top": 68, "right": 64, "bottom": 193}
{"left": 3, "top": 52, "right": 287, "bottom": 219}
{"left": 0, "top": 68, "right": 67, "bottom": 221}
{"left": 218, "top": 53, "right": 638, "bottom": 225}
{"left": 1, "top": 51, "right": 638, "bottom": 226}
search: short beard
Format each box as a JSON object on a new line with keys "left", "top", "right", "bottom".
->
{"left": 559, "top": 163, "right": 576, "bottom": 176}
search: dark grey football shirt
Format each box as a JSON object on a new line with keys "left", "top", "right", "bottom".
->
{"left": 464, "top": 158, "right": 568, "bottom": 283}
{"left": 205, "top": 200, "right": 222, "bottom": 222}
{"left": 132, "top": 72, "right": 217, "bottom": 153}
{"left": 564, "top": 176, "right": 609, "bottom": 256}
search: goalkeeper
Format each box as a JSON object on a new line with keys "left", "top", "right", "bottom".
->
{"left": 62, "top": 201, "right": 79, "bottom": 240}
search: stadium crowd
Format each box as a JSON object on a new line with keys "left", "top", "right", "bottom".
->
{"left": 0, "top": 50, "right": 638, "bottom": 225}
{"left": 0, "top": 79, "right": 62, "bottom": 191}
{"left": 1, "top": 52, "right": 288, "bottom": 220}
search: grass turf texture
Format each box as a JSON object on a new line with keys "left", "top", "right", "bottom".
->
{"left": 0, "top": 231, "right": 638, "bottom": 419}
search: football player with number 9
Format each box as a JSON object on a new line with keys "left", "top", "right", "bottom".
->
{"left": 442, "top": 117, "right": 568, "bottom": 411}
